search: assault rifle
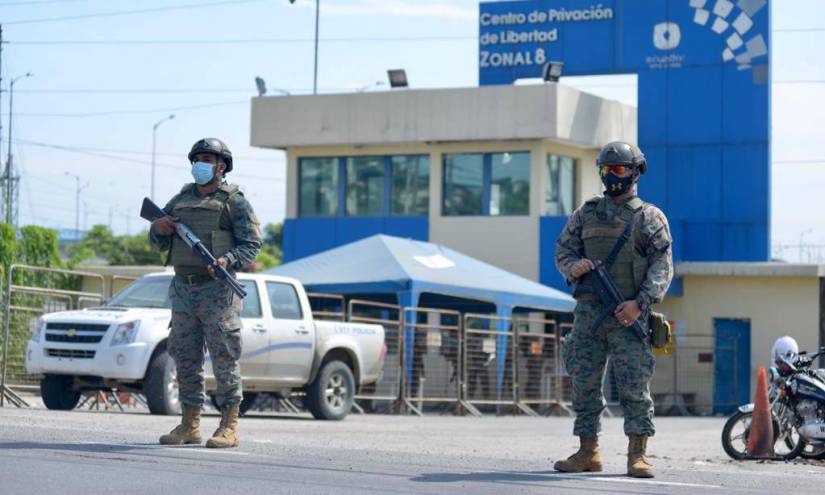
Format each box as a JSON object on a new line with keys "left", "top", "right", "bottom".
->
{"left": 140, "top": 197, "right": 247, "bottom": 299}
{"left": 589, "top": 262, "right": 648, "bottom": 343}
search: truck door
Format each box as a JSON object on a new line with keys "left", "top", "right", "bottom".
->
{"left": 237, "top": 279, "right": 270, "bottom": 380}
{"left": 265, "top": 281, "right": 315, "bottom": 383}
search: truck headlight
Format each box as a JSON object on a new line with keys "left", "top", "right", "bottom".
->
{"left": 110, "top": 321, "right": 140, "bottom": 346}
{"left": 30, "top": 318, "right": 46, "bottom": 343}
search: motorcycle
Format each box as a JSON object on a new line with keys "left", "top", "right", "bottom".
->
{"left": 721, "top": 348, "right": 825, "bottom": 460}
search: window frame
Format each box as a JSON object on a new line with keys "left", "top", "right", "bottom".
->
{"left": 442, "top": 151, "right": 531, "bottom": 217}
{"left": 298, "top": 154, "right": 430, "bottom": 218}
{"left": 239, "top": 279, "right": 263, "bottom": 319}
{"left": 544, "top": 154, "right": 577, "bottom": 217}
{"left": 265, "top": 281, "right": 305, "bottom": 321}
{"left": 297, "top": 156, "right": 340, "bottom": 217}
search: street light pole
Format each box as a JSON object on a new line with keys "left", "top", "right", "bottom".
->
{"left": 313, "top": 0, "right": 320, "bottom": 94}
{"left": 65, "top": 171, "right": 87, "bottom": 240}
{"left": 151, "top": 114, "right": 175, "bottom": 201}
{"left": 288, "top": 0, "right": 320, "bottom": 94}
{"left": 4, "top": 72, "right": 32, "bottom": 226}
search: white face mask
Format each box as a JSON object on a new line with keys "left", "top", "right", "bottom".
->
{"left": 191, "top": 161, "right": 216, "bottom": 185}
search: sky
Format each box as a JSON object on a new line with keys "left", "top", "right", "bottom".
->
{"left": 1, "top": 0, "right": 824, "bottom": 262}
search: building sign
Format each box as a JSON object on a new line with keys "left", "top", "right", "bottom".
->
{"left": 481, "top": 1, "right": 771, "bottom": 266}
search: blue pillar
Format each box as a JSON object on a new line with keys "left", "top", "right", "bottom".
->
{"left": 398, "top": 288, "right": 420, "bottom": 396}
{"left": 495, "top": 304, "right": 513, "bottom": 400}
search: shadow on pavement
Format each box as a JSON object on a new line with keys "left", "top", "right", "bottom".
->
{"left": 0, "top": 441, "right": 199, "bottom": 454}
{"left": 412, "top": 470, "right": 631, "bottom": 485}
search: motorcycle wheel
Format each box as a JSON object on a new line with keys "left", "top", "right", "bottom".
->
{"left": 800, "top": 442, "right": 825, "bottom": 460}
{"left": 721, "top": 410, "right": 784, "bottom": 460}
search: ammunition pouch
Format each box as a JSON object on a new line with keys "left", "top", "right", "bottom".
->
{"left": 648, "top": 312, "right": 672, "bottom": 349}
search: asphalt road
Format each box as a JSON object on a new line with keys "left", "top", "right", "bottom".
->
{"left": 1, "top": 402, "right": 824, "bottom": 494}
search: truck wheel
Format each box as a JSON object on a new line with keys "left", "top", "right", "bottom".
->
{"left": 144, "top": 349, "right": 181, "bottom": 415}
{"left": 209, "top": 393, "right": 259, "bottom": 416}
{"left": 306, "top": 360, "right": 354, "bottom": 420}
{"left": 41, "top": 374, "right": 80, "bottom": 410}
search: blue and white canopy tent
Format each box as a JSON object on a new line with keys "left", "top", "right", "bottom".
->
{"left": 266, "top": 234, "right": 575, "bottom": 315}
{"left": 266, "top": 234, "right": 575, "bottom": 401}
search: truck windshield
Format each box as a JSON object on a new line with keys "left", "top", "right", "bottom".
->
{"left": 107, "top": 275, "right": 172, "bottom": 309}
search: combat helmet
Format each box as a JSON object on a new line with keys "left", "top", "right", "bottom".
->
{"left": 188, "top": 138, "right": 233, "bottom": 173}
{"left": 596, "top": 141, "right": 647, "bottom": 175}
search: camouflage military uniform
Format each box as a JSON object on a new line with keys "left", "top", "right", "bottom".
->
{"left": 556, "top": 195, "right": 672, "bottom": 437}
{"left": 150, "top": 182, "right": 262, "bottom": 408}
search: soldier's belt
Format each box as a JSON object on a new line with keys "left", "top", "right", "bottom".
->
{"left": 175, "top": 273, "right": 218, "bottom": 286}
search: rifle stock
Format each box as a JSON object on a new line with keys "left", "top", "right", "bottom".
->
{"left": 590, "top": 265, "right": 648, "bottom": 343}
{"left": 140, "top": 197, "right": 247, "bottom": 299}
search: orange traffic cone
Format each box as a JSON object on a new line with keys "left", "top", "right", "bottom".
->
{"left": 746, "top": 367, "right": 775, "bottom": 459}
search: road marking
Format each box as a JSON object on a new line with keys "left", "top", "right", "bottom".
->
{"left": 506, "top": 471, "right": 723, "bottom": 489}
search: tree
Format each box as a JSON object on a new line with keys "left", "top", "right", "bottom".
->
{"left": 70, "top": 224, "right": 162, "bottom": 266}
{"left": 250, "top": 222, "right": 283, "bottom": 271}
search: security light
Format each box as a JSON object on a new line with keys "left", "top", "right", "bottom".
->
{"left": 542, "top": 61, "right": 564, "bottom": 82}
{"left": 387, "top": 69, "right": 408, "bottom": 88}
{"left": 255, "top": 76, "right": 267, "bottom": 96}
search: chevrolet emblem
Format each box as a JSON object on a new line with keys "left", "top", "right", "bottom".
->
{"left": 66, "top": 329, "right": 77, "bottom": 338}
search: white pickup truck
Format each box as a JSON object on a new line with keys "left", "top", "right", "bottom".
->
{"left": 25, "top": 272, "right": 386, "bottom": 420}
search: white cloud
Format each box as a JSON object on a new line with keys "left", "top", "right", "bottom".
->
{"left": 313, "top": 0, "right": 477, "bottom": 20}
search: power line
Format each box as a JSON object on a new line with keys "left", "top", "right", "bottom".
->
{"left": 14, "top": 139, "right": 284, "bottom": 182}
{"left": 4, "top": 35, "right": 477, "bottom": 46}
{"left": 4, "top": 28, "right": 822, "bottom": 46}
{"left": 3, "top": 0, "right": 268, "bottom": 25}
{"left": 12, "top": 143, "right": 282, "bottom": 162}
{"left": 6, "top": 99, "right": 249, "bottom": 117}
{"left": 0, "top": 0, "right": 93, "bottom": 5}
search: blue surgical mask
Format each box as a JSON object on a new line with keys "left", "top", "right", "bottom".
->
{"left": 191, "top": 161, "right": 215, "bottom": 185}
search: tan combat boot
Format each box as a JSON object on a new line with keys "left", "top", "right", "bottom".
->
{"left": 159, "top": 404, "right": 203, "bottom": 445}
{"left": 553, "top": 437, "right": 602, "bottom": 473}
{"left": 627, "top": 434, "right": 655, "bottom": 478}
{"left": 206, "top": 404, "right": 240, "bottom": 448}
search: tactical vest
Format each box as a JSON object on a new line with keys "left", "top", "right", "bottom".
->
{"left": 579, "top": 196, "right": 648, "bottom": 300}
{"left": 167, "top": 183, "right": 239, "bottom": 272}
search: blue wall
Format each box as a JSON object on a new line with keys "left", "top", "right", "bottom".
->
{"left": 282, "top": 217, "right": 428, "bottom": 262}
{"left": 481, "top": 0, "right": 771, "bottom": 264}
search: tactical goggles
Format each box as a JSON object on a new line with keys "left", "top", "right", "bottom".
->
{"left": 600, "top": 164, "right": 633, "bottom": 176}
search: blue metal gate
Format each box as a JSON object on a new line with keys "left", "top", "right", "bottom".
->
{"left": 713, "top": 319, "right": 751, "bottom": 415}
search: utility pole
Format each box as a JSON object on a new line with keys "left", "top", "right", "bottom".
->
{"left": 1, "top": 25, "right": 5, "bottom": 193}
{"left": 288, "top": 1, "right": 320, "bottom": 94}
{"left": 65, "top": 172, "right": 87, "bottom": 240}
{"left": 4, "top": 72, "right": 32, "bottom": 226}
{"left": 313, "top": 0, "right": 319, "bottom": 94}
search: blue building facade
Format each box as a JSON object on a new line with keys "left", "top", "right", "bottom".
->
{"left": 272, "top": 0, "right": 771, "bottom": 294}
{"left": 479, "top": 0, "right": 771, "bottom": 288}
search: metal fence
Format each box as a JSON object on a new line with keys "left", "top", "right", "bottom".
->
{"left": 349, "top": 299, "right": 403, "bottom": 413}
{"left": 513, "top": 316, "right": 566, "bottom": 415}
{"left": 462, "top": 313, "right": 530, "bottom": 415}
{"left": 401, "top": 307, "right": 463, "bottom": 415}
{"left": 0, "top": 265, "right": 106, "bottom": 407}
{"left": 653, "top": 333, "right": 738, "bottom": 416}
{"left": 109, "top": 275, "right": 138, "bottom": 298}
{"left": 306, "top": 292, "right": 346, "bottom": 321}
{"left": 1, "top": 271, "right": 746, "bottom": 418}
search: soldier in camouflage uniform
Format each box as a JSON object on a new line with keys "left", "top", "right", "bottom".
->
{"left": 149, "top": 138, "right": 262, "bottom": 449}
{"left": 554, "top": 142, "right": 673, "bottom": 478}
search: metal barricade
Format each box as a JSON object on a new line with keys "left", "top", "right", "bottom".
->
{"left": 654, "top": 333, "right": 736, "bottom": 416}
{"left": 401, "top": 307, "right": 463, "bottom": 415}
{"left": 109, "top": 275, "right": 138, "bottom": 298}
{"left": 556, "top": 323, "right": 575, "bottom": 415}
{"left": 349, "top": 299, "right": 402, "bottom": 413}
{"left": 306, "top": 292, "right": 345, "bottom": 321}
{"left": 462, "top": 313, "right": 532, "bottom": 416}
{"left": 513, "top": 316, "right": 564, "bottom": 416}
{"left": 1, "top": 264, "right": 106, "bottom": 407}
